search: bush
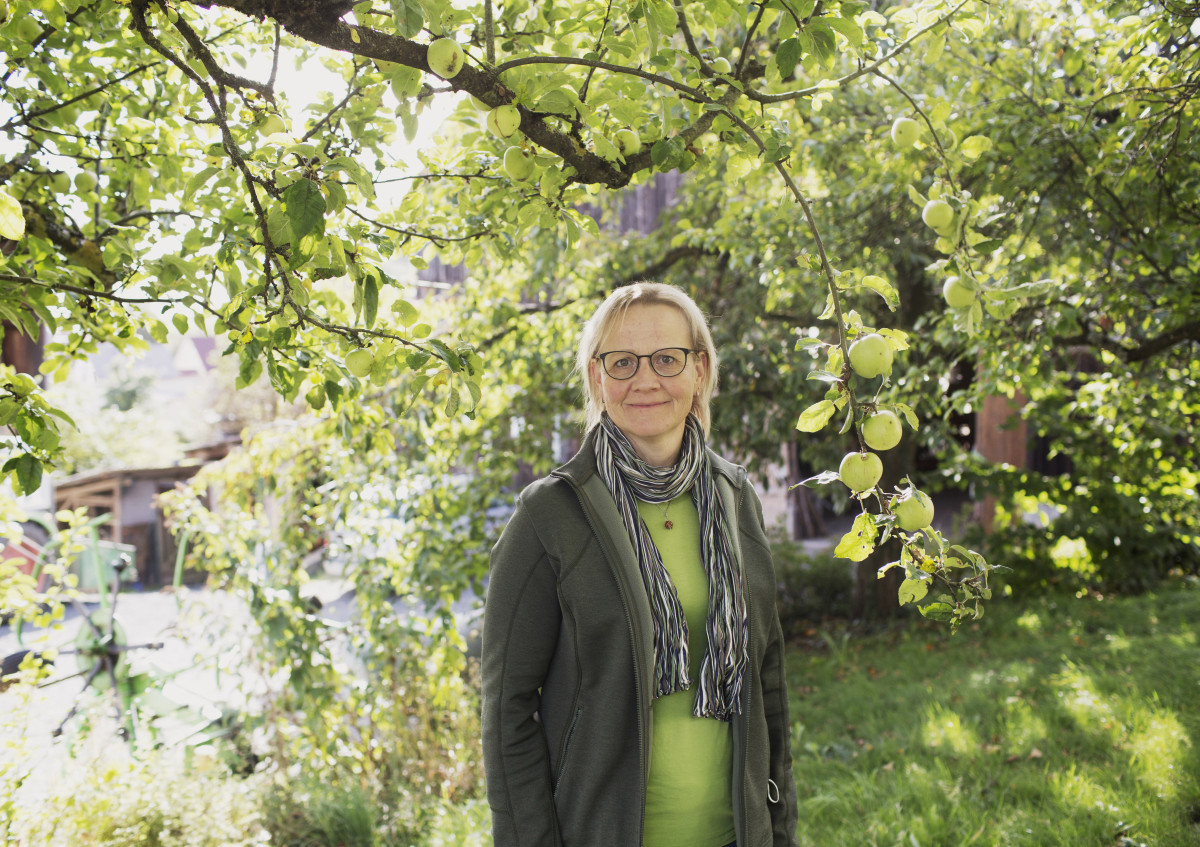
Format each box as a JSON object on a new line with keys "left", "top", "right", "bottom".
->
{"left": 262, "top": 778, "right": 388, "bottom": 847}
{"left": 15, "top": 746, "right": 267, "bottom": 846}
{"left": 770, "top": 531, "right": 855, "bottom": 640}
{"left": 980, "top": 483, "right": 1200, "bottom": 597}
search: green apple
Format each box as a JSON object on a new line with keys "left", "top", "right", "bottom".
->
{"left": 427, "top": 38, "right": 464, "bottom": 79}
{"left": 16, "top": 15, "right": 40, "bottom": 43}
{"left": 922, "top": 199, "right": 954, "bottom": 231}
{"left": 50, "top": 172, "right": 71, "bottom": 193}
{"left": 711, "top": 57, "right": 732, "bottom": 74}
{"left": 839, "top": 451, "right": 883, "bottom": 493}
{"left": 942, "top": 276, "right": 976, "bottom": 309}
{"left": 74, "top": 171, "right": 97, "bottom": 193}
{"left": 502, "top": 146, "right": 536, "bottom": 181}
{"left": 892, "top": 489, "right": 935, "bottom": 531}
{"left": 345, "top": 348, "right": 374, "bottom": 378}
{"left": 613, "top": 128, "right": 641, "bottom": 156}
{"left": 891, "top": 117, "right": 919, "bottom": 148}
{"left": 862, "top": 410, "right": 902, "bottom": 451}
{"left": 487, "top": 104, "right": 521, "bottom": 138}
{"left": 848, "top": 333, "right": 893, "bottom": 379}
{"left": 259, "top": 114, "right": 287, "bottom": 135}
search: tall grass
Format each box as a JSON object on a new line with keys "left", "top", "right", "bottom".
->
{"left": 788, "top": 582, "right": 1200, "bottom": 846}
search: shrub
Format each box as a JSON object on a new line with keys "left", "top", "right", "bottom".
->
{"left": 261, "top": 779, "right": 386, "bottom": 847}
{"left": 980, "top": 482, "right": 1200, "bottom": 597}
{"left": 15, "top": 745, "right": 267, "bottom": 846}
{"left": 770, "top": 531, "right": 855, "bottom": 640}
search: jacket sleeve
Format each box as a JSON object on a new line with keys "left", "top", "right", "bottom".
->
{"left": 482, "top": 495, "right": 564, "bottom": 847}
{"left": 748, "top": 486, "right": 801, "bottom": 847}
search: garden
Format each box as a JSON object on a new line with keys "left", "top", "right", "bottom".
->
{"left": 2, "top": 0, "right": 1198, "bottom": 844}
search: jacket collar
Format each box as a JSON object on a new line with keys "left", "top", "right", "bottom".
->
{"left": 557, "top": 425, "right": 746, "bottom": 488}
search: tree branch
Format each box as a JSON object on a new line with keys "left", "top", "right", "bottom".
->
{"left": 0, "top": 63, "right": 163, "bottom": 133}
{"left": 1060, "top": 318, "right": 1200, "bottom": 363}
{"left": 745, "top": 0, "right": 971, "bottom": 104}
{"left": 184, "top": 0, "right": 709, "bottom": 188}
{"left": 346, "top": 208, "right": 491, "bottom": 245}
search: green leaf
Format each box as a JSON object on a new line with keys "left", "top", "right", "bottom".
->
{"left": 960, "top": 135, "right": 993, "bottom": 161}
{"left": 388, "top": 0, "right": 423, "bottom": 37}
{"left": 800, "top": 470, "right": 841, "bottom": 488}
{"left": 919, "top": 602, "right": 955, "bottom": 622}
{"left": 444, "top": 385, "right": 460, "bottom": 417}
{"left": 183, "top": 166, "right": 220, "bottom": 201}
{"left": 898, "top": 577, "right": 929, "bottom": 606}
{"left": 827, "top": 16, "right": 864, "bottom": 48}
{"left": 0, "top": 188, "right": 25, "bottom": 240}
{"left": 392, "top": 299, "right": 420, "bottom": 327}
{"left": 796, "top": 399, "right": 836, "bottom": 432}
{"left": 282, "top": 179, "right": 326, "bottom": 241}
{"left": 325, "top": 156, "right": 376, "bottom": 200}
{"left": 834, "top": 512, "right": 878, "bottom": 562}
{"left": 9, "top": 453, "right": 43, "bottom": 496}
{"left": 147, "top": 319, "right": 168, "bottom": 344}
{"left": 859, "top": 275, "right": 899, "bottom": 311}
{"left": 776, "top": 38, "right": 801, "bottom": 79}
{"left": 650, "top": 139, "right": 674, "bottom": 168}
{"left": 362, "top": 273, "right": 380, "bottom": 329}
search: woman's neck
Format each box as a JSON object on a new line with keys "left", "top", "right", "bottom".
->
{"left": 627, "top": 433, "right": 682, "bottom": 467}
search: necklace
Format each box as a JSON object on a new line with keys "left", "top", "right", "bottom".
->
{"left": 654, "top": 498, "right": 674, "bottom": 530}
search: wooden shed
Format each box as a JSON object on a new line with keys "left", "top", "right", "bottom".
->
{"left": 54, "top": 465, "right": 204, "bottom": 586}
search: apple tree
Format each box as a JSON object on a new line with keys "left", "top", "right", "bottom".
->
{"left": 1, "top": 0, "right": 1012, "bottom": 639}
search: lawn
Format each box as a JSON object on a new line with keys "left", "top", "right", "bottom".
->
{"left": 787, "top": 582, "right": 1200, "bottom": 846}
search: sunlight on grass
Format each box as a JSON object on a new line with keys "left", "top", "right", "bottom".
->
{"left": 1167, "top": 630, "right": 1196, "bottom": 648}
{"left": 1051, "top": 662, "right": 1120, "bottom": 740}
{"left": 1051, "top": 764, "right": 1119, "bottom": 815}
{"left": 1000, "top": 699, "right": 1048, "bottom": 754}
{"left": 921, "top": 705, "right": 980, "bottom": 756}
{"left": 789, "top": 587, "right": 1200, "bottom": 847}
{"left": 1127, "top": 708, "right": 1191, "bottom": 799}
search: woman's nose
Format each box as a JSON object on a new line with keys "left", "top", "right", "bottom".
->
{"left": 629, "top": 360, "right": 661, "bottom": 388}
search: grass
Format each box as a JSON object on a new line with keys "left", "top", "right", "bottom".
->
{"left": 787, "top": 581, "right": 1200, "bottom": 846}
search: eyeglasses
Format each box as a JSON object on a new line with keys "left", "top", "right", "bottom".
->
{"left": 595, "top": 347, "right": 698, "bottom": 380}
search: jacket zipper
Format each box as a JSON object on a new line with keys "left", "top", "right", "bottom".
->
{"left": 553, "top": 471, "right": 649, "bottom": 842}
{"left": 553, "top": 706, "right": 584, "bottom": 797}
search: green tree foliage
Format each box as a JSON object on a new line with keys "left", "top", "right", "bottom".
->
{"left": 3, "top": 0, "right": 1198, "bottom": 837}
{"left": 2, "top": 2, "right": 1199, "bottom": 817}
{"left": 1, "top": 0, "right": 1023, "bottom": 620}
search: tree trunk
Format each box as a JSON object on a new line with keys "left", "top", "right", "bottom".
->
{"left": 784, "top": 439, "right": 826, "bottom": 540}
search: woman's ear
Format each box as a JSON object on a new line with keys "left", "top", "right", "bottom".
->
{"left": 588, "top": 358, "right": 602, "bottom": 397}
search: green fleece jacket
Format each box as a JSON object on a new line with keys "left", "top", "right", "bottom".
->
{"left": 482, "top": 432, "right": 800, "bottom": 847}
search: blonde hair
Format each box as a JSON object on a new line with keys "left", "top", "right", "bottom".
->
{"left": 577, "top": 282, "right": 720, "bottom": 435}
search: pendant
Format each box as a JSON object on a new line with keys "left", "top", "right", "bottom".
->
{"left": 664, "top": 520, "right": 674, "bottom": 530}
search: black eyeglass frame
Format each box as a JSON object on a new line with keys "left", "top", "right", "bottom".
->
{"left": 594, "top": 347, "right": 700, "bottom": 380}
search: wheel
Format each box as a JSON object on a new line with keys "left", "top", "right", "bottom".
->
{"left": 74, "top": 610, "right": 129, "bottom": 690}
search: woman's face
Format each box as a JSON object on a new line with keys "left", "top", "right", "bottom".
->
{"left": 590, "top": 303, "right": 707, "bottom": 466}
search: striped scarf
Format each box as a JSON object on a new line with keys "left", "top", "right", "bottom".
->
{"left": 594, "top": 413, "right": 748, "bottom": 720}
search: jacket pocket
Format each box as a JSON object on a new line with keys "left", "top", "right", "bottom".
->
{"left": 553, "top": 705, "right": 583, "bottom": 797}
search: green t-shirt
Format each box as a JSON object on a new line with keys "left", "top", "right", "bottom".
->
{"left": 636, "top": 494, "right": 736, "bottom": 847}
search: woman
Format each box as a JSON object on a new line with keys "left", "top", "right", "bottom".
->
{"left": 482, "top": 283, "right": 799, "bottom": 847}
